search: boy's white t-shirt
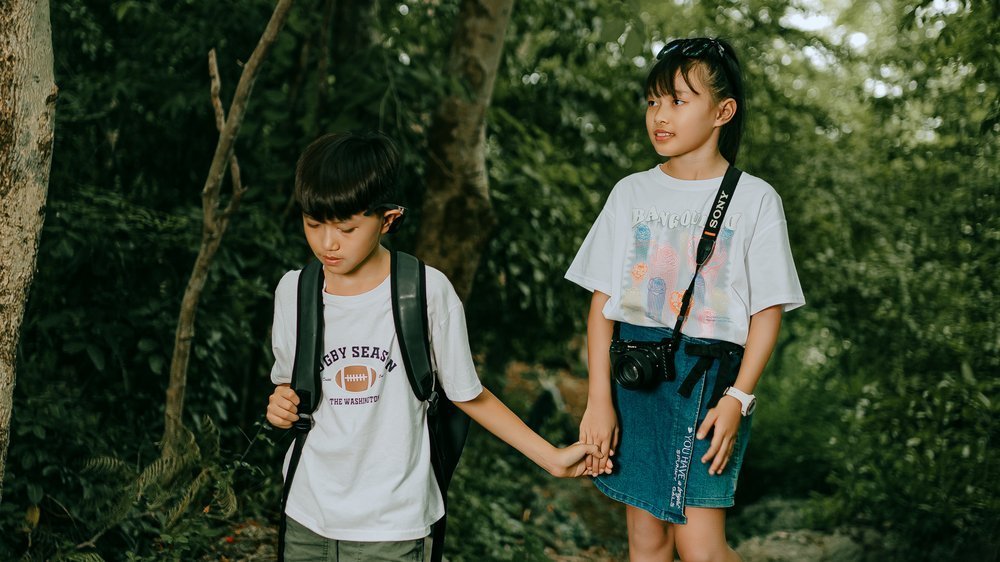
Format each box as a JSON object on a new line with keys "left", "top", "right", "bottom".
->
{"left": 566, "top": 166, "right": 805, "bottom": 346}
{"left": 270, "top": 265, "right": 483, "bottom": 541}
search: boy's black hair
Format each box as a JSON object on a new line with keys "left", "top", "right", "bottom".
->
{"left": 646, "top": 37, "right": 746, "bottom": 165}
{"left": 294, "top": 131, "right": 400, "bottom": 222}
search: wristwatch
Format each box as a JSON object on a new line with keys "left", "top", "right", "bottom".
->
{"left": 723, "top": 386, "right": 757, "bottom": 416}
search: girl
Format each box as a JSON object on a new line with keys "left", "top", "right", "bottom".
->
{"left": 566, "top": 38, "right": 805, "bottom": 561}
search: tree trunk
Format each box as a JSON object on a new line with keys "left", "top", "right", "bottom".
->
{"left": 416, "top": 0, "right": 513, "bottom": 301}
{"left": 160, "top": 0, "right": 293, "bottom": 458}
{"left": 0, "top": 0, "right": 57, "bottom": 503}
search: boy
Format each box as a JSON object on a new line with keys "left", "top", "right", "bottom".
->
{"left": 266, "top": 131, "right": 606, "bottom": 560}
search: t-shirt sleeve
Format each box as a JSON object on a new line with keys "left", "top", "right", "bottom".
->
{"left": 565, "top": 188, "right": 618, "bottom": 295}
{"left": 427, "top": 271, "right": 484, "bottom": 402}
{"left": 269, "top": 271, "right": 298, "bottom": 385}
{"left": 746, "top": 193, "right": 806, "bottom": 314}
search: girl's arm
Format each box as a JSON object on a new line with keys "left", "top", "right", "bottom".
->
{"left": 454, "top": 388, "right": 607, "bottom": 477}
{"left": 697, "top": 304, "right": 783, "bottom": 474}
{"left": 579, "top": 290, "right": 618, "bottom": 475}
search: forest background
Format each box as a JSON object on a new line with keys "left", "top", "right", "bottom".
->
{"left": 0, "top": 0, "right": 997, "bottom": 560}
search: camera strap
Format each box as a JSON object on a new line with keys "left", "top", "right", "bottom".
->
{"left": 667, "top": 165, "right": 742, "bottom": 365}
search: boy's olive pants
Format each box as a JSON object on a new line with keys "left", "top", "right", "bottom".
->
{"left": 284, "top": 516, "right": 430, "bottom": 562}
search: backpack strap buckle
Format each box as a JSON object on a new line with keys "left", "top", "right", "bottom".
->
{"left": 427, "top": 390, "right": 440, "bottom": 416}
{"left": 292, "top": 412, "right": 314, "bottom": 432}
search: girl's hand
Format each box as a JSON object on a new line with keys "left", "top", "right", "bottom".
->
{"left": 696, "top": 396, "right": 743, "bottom": 475}
{"left": 579, "top": 400, "right": 618, "bottom": 476}
{"left": 545, "top": 442, "right": 611, "bottom": 478}
{"left": 266, "top": 384, "right": 300, "bottom": 429}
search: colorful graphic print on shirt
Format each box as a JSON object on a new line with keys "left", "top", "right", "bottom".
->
{"left": 623, "top": 205, "right": 741, "bottom": 338}
{"left": 318, "top": 344, "right": 398, "bottom": 406}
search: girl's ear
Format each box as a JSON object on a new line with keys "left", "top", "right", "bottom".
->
{"left": 715, "top": 97, "right": 737, "bottom": 127}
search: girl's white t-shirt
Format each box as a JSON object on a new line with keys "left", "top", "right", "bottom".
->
{"left": 270, "top": 266, "right": 483, "bottom": 541}
{"left": 566, "top": 166, "right": 805, "bottom": 346}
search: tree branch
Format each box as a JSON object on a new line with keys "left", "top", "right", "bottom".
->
{"left": 162, "top": 0, "right": 294, "bottom": 459}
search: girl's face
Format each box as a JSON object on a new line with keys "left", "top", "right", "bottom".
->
{"left": 645, "top": 66, "right": 735, "bottom": 162}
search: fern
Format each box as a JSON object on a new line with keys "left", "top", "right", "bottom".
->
{"left": 81, "top": 456, "right": 135, "bottom": 479}
{"left": 57, "top": 553, "right": 105, "bottom": 562}
{"left": 213, "top": 477, "right": 238, "bottom": 517}
{"left": 199, "top": 415, "right": 221, "bottom": 460}
{"left": 165, "top": 468, "right": 212, "bottom": 528}
{"left": 135, "top": 455, "right": 180, "bottom": 499}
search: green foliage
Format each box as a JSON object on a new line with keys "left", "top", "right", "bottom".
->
{"left": 3, "top": 0, "right": 997, "bottom": 559}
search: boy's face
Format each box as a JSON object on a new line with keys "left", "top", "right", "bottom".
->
{"left": 302, "top": 210, "right": 401, "bottom": 277}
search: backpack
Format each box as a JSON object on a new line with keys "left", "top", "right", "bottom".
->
{"left": 277, "top": 250, "right": 469, "bottom": 562}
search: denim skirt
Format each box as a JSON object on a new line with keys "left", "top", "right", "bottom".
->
{"left": 594, "top": 323, "right": 753, "bottom": 524}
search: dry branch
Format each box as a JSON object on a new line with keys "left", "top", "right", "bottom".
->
{"left": 161, "top": 0, "right": 294, "bottom": 458}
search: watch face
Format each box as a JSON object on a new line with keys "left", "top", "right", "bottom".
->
{"left": 746, "top": 397, "right": 757, "bottom": 416}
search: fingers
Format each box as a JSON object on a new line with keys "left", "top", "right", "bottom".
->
{"left": 708, "top": 435, "right": 734, "bottom": 475}
{"left": 598, "top": 439, "right": 611, "bottom": 474}
{"left": 564, "top": 444, "right": 611, "bottom": 478}
{"left": 266, "top": 386, "right": 301, "bottom": 429}
{"left": 581, "top": 427, "right": 597, "bottom": 476}
{"left": 696, "top": 410, "right": 715, "bottom": 440}
{"left": 697, "top": 408, "right": 740, "bottom": 475}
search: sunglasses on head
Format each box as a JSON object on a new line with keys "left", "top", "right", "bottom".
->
{"left": 656, "top": 38, "right": 726, "bottom": 60}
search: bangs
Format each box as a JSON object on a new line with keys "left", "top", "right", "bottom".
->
{"left": 294, "top": 132, "right": 399, "bottom": 223}
{"left": 646, "top": 56, "right": 705, "bottom": 99}
{"left": 296, "top": 156, "right": 377, "bottom": 222}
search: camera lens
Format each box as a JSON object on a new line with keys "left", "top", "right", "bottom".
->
{"left": 614, "top": 349, "right": 658, "bottom": 390}
{"left": 616, "top": 358, "right": 644, "bottom": 387}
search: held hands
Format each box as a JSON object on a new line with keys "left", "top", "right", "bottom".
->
{"left": 579, "top": 400, "right": 618, "bottom": 476}
{"left": 266, "top": 384, "right": 301, "bottom": 429}
{"left": 544, "top": 442, "right": 612, "bottom": 478}
{"left": 697, "top": 395, "right": 743, "bottom": 475}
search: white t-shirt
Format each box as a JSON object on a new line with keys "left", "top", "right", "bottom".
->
{"left": 270, "top": 265, "right": 483, "bottom": 541}
{"left": 566, "top": 166, "right": 805, "bottom": 346}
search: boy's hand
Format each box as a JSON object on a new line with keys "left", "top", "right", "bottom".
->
{"left": 578, "top": 401, "right": 618, "bottom": 476}
{"left": 696, "top": 396, "right": 742, "bottom": 475}
{"left": 266, "top": 384, "right": 301, "bottom": 429}
{"left": 546, "top": 442, "right": 612, "bottom": 478}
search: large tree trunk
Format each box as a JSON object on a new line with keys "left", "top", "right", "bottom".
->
{"left": 416, "top": 0, "right": 513, "bottom": 301}
{"left": 0, "top": 0, "right": 57, "bottom": 503}
{"left": 160, "top": 0, "right": 293, "bottom": 458}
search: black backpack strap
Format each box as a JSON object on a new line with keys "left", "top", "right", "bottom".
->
{"left": 277, "top": 259, "right": 324, "bottom": 562}
{"left": 390, "top": 250, "right": 470, "bottom": 562}
{"left": 391, "top": 251, "right": 435, "bottom": 403}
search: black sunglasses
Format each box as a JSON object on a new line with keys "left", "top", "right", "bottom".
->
{"left": 656, "top": 38, "right": 726, "bottom": 60}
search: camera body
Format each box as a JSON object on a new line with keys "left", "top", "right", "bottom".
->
{"left": 610, "top": 338, "right": 675, "bottom": 390}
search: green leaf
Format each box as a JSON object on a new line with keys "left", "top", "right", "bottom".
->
{"left": 86, "top": 345, "right": 106, "bottom": 371}
{"left": 27, "top": 483, "right": 43, "bottom": 505}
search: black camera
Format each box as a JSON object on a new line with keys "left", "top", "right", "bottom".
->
{"left": 610, "top": 338, "right": 675, "bottom": 390}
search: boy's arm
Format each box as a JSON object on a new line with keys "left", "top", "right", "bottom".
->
{"left": 454, "top": 388, "right": 609, "bottom": 477}
{"left": 697, "top": 304, "right": 783, "bottom": 474}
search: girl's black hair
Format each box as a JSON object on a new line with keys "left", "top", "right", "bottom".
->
{"left": 645, "top": 37, "right": 746, "bottom": 164}
{"left": 294, "top": 131, "right": 400, "bottom": 222}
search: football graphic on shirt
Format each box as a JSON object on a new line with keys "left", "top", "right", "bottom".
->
{"left": 335, "top": 365, "right": 378, "bottom": 393}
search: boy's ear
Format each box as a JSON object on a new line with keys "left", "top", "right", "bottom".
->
{"left": 381, "top": 209, "right": 405, "bottom": 234}
{"left": 715, "top": 97, "right": 737, "bottom": 127}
